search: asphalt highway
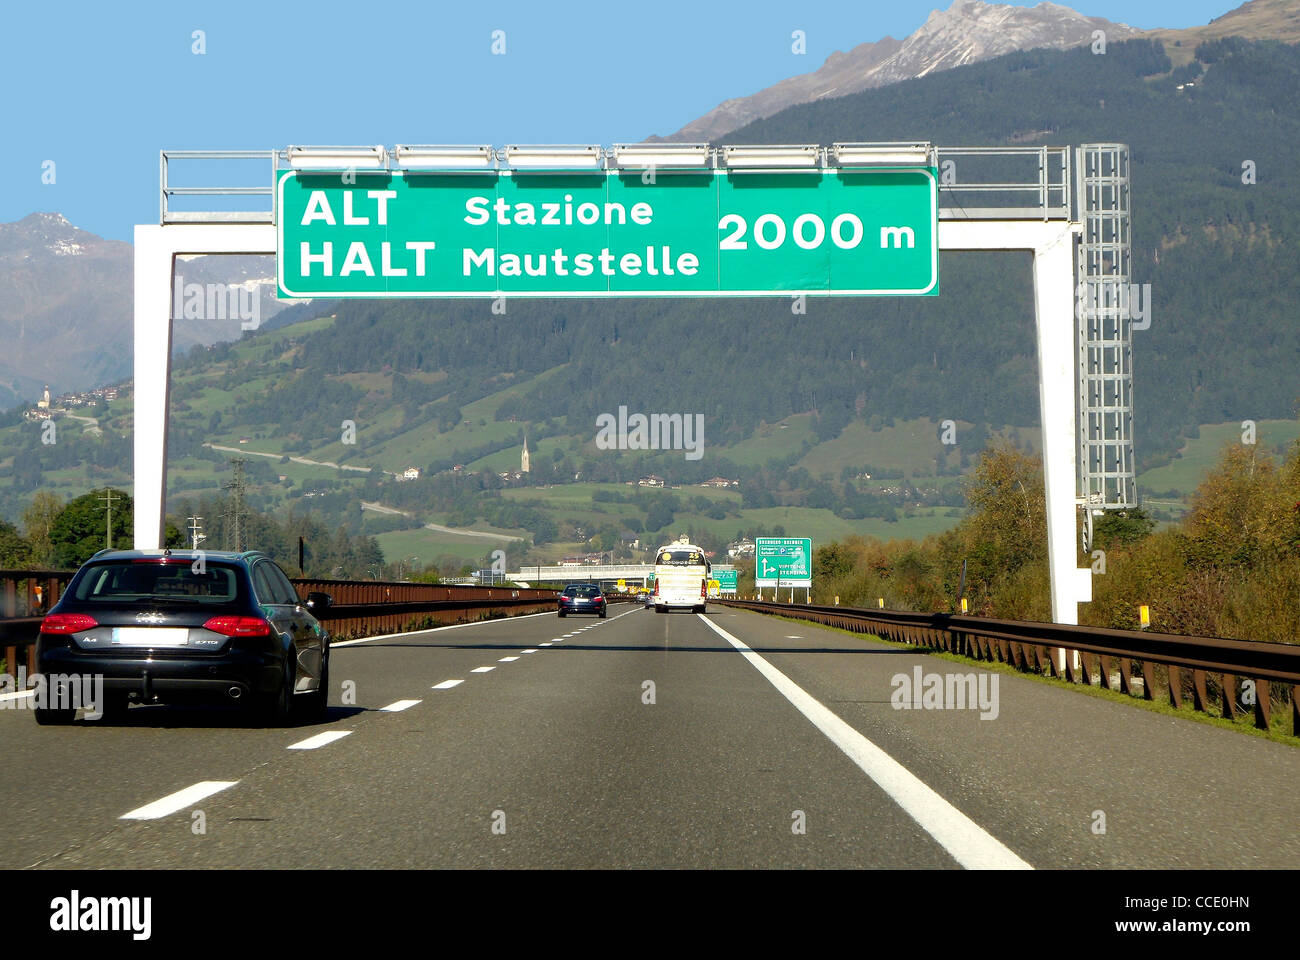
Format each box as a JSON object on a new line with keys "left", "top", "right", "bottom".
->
{"left": 3, "top": 605, "right": 1297, "bottom": 869}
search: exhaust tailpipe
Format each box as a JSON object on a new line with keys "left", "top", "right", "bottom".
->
{"left": 228, "top": 686, "right": 243, "bottom": 700}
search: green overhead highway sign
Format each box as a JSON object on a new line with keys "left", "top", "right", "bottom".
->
{"left": 754, "top": 537, "right": 812, "bottom": 588}
{"left": 277, "top": 169, "right": 937, "bottom": 299}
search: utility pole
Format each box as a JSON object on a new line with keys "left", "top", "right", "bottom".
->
{"left": 188, "top": 515, "right": 206, "bottom": 550}
{"left": 98, "top": 489, "right": 121, "bottom": 550}
{"left": 222, "top": 458, "right": 248, "bottom": 551}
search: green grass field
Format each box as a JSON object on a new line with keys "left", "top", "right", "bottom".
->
{"left": 722, "top": 413, "right": 817, "bottom": 467}
{"left": 1137, "top": 420, "right": 1300, "bottom": 496}
{"left": 374, "top": 528, "right": 516, "bottom": 569}
{"left": 798, "top": 418, "right": 1041, "bottom": 478}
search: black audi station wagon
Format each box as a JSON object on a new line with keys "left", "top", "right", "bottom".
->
{"left": 34, "top": 550, "right": 332, "bottom": 726}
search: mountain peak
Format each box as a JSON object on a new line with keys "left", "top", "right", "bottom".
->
{"left": 654, "top": 1, "right": 1139, "bottom": 143}
{"left": 0, "top": 212, "right": 106, "bottom": 259}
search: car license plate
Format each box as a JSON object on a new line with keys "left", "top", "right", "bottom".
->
{"left": 110, "top": 627, "right": 190, "bottom": 647}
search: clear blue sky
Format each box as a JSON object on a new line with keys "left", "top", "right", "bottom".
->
{"left": 0, "top": 0, "right": 1239, "bottom": 240}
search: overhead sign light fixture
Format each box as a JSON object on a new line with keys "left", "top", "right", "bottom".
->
{"left": 503, "top": 145, "right": 603, "bottom": 170}
{"left": 285, "top": 145, "right": 388, "bottom": 170}
{"left": 721, "top": 145, "right": 821, "bottom": 169}
{"left": 393, "top": 145, "right": 495, "bottom": 170}
{"left": 611, "top": 143, "right": 710, "bottom": 169}
{"left": 833, "top": 142, "right": 932, "bottom": 166}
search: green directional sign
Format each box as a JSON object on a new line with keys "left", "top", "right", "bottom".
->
{"left": 277, "top": 168, "right": 937, "bottom": 299}
{"left": 715, "top": 569, "right": 739, "bottom": 593}
{"left": 754, "top": 537, "right": 812, "bottom": 588}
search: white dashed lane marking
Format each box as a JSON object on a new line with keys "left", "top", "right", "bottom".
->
{"left": 498, "top": 656, "right": 519, "bottom": 662}
{"left": 521, "top": 649, "right": 539, "bottom": 654}
{"left": 432, "top": 679, "right": 464, "bottom": 690}
{"left": 120, "top": 781, "right": 239, "bottom": 820}
{"left": 470, "top": 666, "right": 495, "bottom": 673}
{"left": 380, "top": 699, "right": 422, "bottom": 712}
{"left": 288, "top": 731, "right": 352, "bottom": 750}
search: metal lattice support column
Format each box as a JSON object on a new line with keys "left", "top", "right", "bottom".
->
{"left": 1075, "top": 144, "right": 1136, "bottom": 528}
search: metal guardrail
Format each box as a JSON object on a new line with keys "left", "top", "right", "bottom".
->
{"left": 289, "top": 578, "right": 559, "bottom": 638}
{"left": 0, "top": 571, "right": 75, "bottom": 675}
{"left": 934, "top": 146, "right": 1072, "bottom": 220}
{"left": 160, "top": 150, "right": 277, "bottom": 225}
{"left": 720, "top": 599, "right": 1300, "bottom": 736}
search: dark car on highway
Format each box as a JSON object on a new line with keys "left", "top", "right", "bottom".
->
{"left": 557, "top": 583, "right": 607, "bottom": 618}
{"left": 33, "top": 549, "right": 333, "bottom": 726}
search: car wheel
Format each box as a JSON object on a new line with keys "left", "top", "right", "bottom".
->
{"left": 558, "top": 611, "right": 566, "bottom": 618}
{"left": 599, "top": 609, "right": 607, "bottom": 619}
{"left": 300, "top": 648, "right": 329, "bottom": 721}
{"left": 258, "top": 654, "right": 295, "bottom": 726}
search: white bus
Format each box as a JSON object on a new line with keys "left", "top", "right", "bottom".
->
{"left": 651, "top": 538, "right": 709, "bottom": 614}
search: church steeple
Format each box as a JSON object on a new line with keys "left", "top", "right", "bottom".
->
{"left": 521, "top": 433, "right": 530, "bottom": 473}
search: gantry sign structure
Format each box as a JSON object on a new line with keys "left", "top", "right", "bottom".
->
{"left": 135, "top": 142, "right": 1137, "bottom": 633}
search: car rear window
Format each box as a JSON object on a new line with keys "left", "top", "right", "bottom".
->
{"left": 564, "top": 585, "right": 601, "bottom": 597}
{"left": 71, "top": 561, "right": 241, "bottom": 605}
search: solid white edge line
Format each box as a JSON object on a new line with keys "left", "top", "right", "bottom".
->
{"left": 0, "top": 689, "right": 34, "bottom": 703}
{"left": 380, "top": 699, "right": 422, "bottom": 712}
{"left": 331, "top": 609, "right": 558, "bottom": 647}
{"left": 696, "top": 614, "right": 1032, "bottom": 871}
{"left": 432, "top": 679, "right": 464, "bottom": 689}
{"left": 120, "top": 781, "right": 239, "bottom": 820}
{"left": 288, "top": 730, "right": 353, "bottom": 750}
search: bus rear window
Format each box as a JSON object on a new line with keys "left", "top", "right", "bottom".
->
{"left": 656, "top": 550, "right": 702, "bottom": 565}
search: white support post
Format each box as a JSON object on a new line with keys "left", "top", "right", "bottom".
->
{"left": 132, "top": 223, "right": 277, "bottom": 549}
{"left": 1031, "top": 226, "right": 1085, "bottom": 628}
{"left": 133, "top": 226, "right": 175, "bottom": 550}
{"left": 939, "top": 220, "right": 1087, "bottom": 629}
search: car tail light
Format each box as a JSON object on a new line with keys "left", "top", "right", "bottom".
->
{"left": 203, "top": 616, "right": 272, "bottom": 637}
{"left": 40, "top": 613, "right": 99, "bottom": 634}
